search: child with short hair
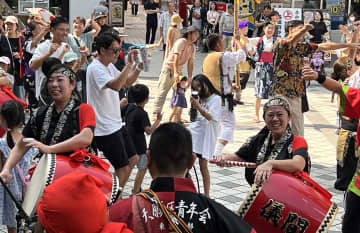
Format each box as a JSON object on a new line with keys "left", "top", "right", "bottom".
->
{"left": 169, "top": 75, "right": 188, "bottom": 123}
{"left": 122, "top": 84, "right": 162, "bottom": 195}
{"left": 0, "top": 100, "right": 37, "bottom": 233}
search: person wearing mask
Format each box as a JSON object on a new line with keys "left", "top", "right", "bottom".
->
{"left": 254, "top": 5, "right": 271, "bottom": 37}
{"left": 0, "top": 16, "right": 25, "bottom": 100}
{"left": 308, "top": 10, "right": 328, "bottom": 44}
{"left": 219, "top": 4, "right": 234, "bottom": 51}
{"left": 159, "top": 2, "right": 177, "bottom": 52}
{"left": 144, "top": 0, "right": 160, "bottom": 44}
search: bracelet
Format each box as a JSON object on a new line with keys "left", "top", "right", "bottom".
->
{"left": 316, "top": 73, "right": 326, "bottom": 84}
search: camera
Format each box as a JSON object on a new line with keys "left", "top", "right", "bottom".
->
{"left": 191, "top": 90, "right": 199, "bottom": 99}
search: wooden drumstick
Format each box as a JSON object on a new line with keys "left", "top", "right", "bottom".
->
{"left": 210, "top": 159, "right": 257, "bottom": 168}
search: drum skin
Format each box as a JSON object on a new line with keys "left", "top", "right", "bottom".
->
{"left": 237, "top": 170, "right": 338, "bottom": 233}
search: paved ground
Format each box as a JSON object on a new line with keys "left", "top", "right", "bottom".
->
{"left": 122, "top": 7, "right": 344, "bottom": 233}
{"left": 0, "top": 6, "right": 345, "bottom": 233}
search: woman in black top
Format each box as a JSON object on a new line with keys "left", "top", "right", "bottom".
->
{"left": 0, "top": 16, "right": 25, "bottom": 100}
{"left": 144, "top": 0, "right": 160, "bottom": 44}
{"left": 308, "top": 10, "right": 328, "bottom": 44}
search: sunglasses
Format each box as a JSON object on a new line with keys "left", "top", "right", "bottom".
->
{"left": 108, "top": 47, "right": 121, "bottom": 54}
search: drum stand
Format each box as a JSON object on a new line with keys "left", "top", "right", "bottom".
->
{"left": 0, "top": 177, "right": 36, "bottom": 232}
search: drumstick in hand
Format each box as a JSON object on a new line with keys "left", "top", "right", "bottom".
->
{"left": 209, "top": 160, "right": 257, "bottom": 168}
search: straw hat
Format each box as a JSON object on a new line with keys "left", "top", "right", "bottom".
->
{"left": 171, "top": 14, "right": 183, "bottom": 26}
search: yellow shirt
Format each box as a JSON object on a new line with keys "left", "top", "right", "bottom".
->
{"left": 232, "top": 37, "right": 250, "bottom": 73}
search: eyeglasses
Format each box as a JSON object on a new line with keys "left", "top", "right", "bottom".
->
{"left": 108, "top": 47, "right": 121, "bottom": 54}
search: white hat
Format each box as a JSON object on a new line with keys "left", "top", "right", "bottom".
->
{"left": 5, "top": 16, "right": 18, "bottom": 24}
{"left": 0, "top": 56, "right": 11, "bottom": 65}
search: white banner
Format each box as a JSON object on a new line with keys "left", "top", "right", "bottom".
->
{"left": 275, "top": 8, "right": 302, "bottom": 38}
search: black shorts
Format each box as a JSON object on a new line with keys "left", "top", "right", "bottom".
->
{"left": 96, "top": 127, "right": 137, "bottom": 170}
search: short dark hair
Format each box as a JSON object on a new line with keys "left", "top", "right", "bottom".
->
{"left": 73, "top": 16, "right": 86, "bottom": 26}
{"left": 50, "top": 17, "right": 68, "bottom": 29}
{"left": 149, "top": 123, "right": 193, "bottom": 174}
{"left": 206, "top": 33, "right": 221, "bottom": 51}
{"left": 264, "top": 21, "right": 273, "bottom": 28}
{"left": 270, "top": 10, "right": 279, "bottom": 18}
{"left": 264, "top": 4, "right": 271, "bottom": 10}
{"left": 128, "top": 84, "right": 149, "bottom": 104}
{"left": 286, "top": 20, "right": 304, "bottom": 33}
{"left": 0, "top": 100, "right": 25, "bottom": 129}
{"left": 96, "top": 32, "right": 121, "bottom": 54}
{"left": 192, "top": 74, "right": 220, "bottom": 98}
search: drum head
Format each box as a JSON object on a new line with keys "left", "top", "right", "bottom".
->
{"left": 22, "top": 154, "right": 56, "bottom": 217}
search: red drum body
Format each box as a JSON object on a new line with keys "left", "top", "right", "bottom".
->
{"left": 23, "top": 154, "right": 119, "bottom": 217}
{"left": 237, "top": 170, "right": 338, "bottom": 233}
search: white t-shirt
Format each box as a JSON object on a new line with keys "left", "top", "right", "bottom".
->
{"left": 30, "top": 40, "right": 69, "bottom": 98}
{"left": 188, "top": 94, "right": 222, "bottom": 160}
{"left": 86, "top": 59, "right": 122, "bottom": 136}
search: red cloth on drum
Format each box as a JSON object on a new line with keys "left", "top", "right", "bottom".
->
{"left": 109, "top": 177, "right": 256, "bottom": 233}
{"left": 101, "top": 222, "right": 134, "bottom": 233}
{"left": 37, "top": 171, "right": 108, "bottom": 233}
{"left": 69, "top": 149, "right": 110, "bottom": 170}
{"left": 79, "top": 103, "right": 96, "bottom": 130}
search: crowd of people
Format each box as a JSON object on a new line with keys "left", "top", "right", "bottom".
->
{"left": 0, "top": 1, "right": 358, "bottom": 233}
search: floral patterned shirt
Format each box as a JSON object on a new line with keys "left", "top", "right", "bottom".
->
{"left": 271, "top": 40, "right": 318, "bottom": 98}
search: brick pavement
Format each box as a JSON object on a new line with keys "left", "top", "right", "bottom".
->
{"left": 0, "top": 6, "right": 345, "bottom": 233}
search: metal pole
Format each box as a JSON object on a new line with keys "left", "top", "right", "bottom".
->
{"left": 33, "top": 0, "right": 35, "bottom": 9}
{"left": 348, "top": 0, "right": 352, "bottom": 15}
